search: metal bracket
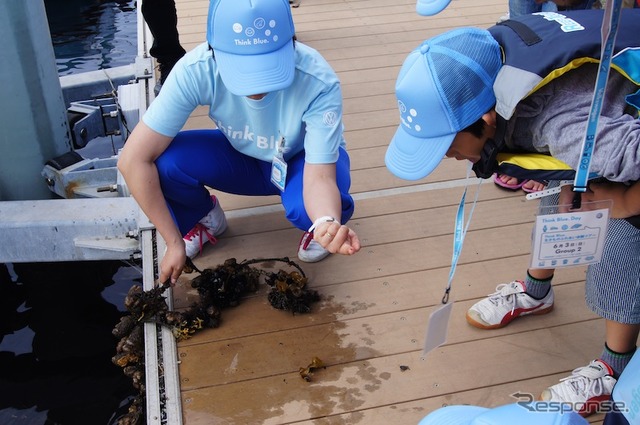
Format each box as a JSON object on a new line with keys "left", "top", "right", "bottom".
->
{"left": 42, "top": 155, "right": 124, "bottom": 199}
{"left": 134, "top": 55, "right": 155, "bottom": 81}
{"left": 67, "top": 98, "right": 121, "bottom": 149}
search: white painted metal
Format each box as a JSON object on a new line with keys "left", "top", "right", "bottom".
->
{"left": 136, "top": 4, "right": 183, "bottom": 422}
{"left": 0, "top": 197, "right": 141, "bottom": 263}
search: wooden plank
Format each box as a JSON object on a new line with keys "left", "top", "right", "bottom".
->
{"left": 176, "top": 185, "right": 533, "bottom": 262}
{"left": 174, "top": 255, "right": 587, "bottom": 329}
{"left": 290, "top": 375, "right": 604, "bottom": 425}
{"left": 179, "top": 322, "right": 604, "bottom": 424}
{"left": 176, "top": 281, "right": 597, "bottom": 389}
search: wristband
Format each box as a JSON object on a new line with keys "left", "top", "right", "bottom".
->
{"left": 308, "top": 216, "right": 336, "bottom": 232}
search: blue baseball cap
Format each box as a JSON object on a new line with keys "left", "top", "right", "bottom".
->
{"left": 418, "top": 403, "right": 589, "bottom": 425}
{"left": 417, "top": 0, "right": 453, "bottom": 16}
{"left": 207, "top": 0, "right": 296, "bottom": 96}
{"left": 385, "top": 28, "right": 502, "bottom": 180}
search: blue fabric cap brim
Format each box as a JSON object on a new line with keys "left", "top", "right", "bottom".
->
{"left": 416, "top": 0, "right": 453, "bottom": 16}
{"left": 417, "top": 403, "right": 590, "bottom": 425}
{"left": 418, "top": 406, "right": 489, "bottom": 425}
{"left": 385, "top": 125, "right": 454, "bottom": 181}
{"left": 214, "top": 38, "right": 295, "bottom": 96}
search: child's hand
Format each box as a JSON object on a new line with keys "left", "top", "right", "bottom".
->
{"left": 314, "top": 222, "right": 361, "bottom": 256}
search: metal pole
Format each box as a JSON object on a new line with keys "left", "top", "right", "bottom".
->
{"left": 0, "top": 0, "right": 72, "bottom": 201}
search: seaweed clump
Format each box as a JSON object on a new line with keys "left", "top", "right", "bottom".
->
{"left": 112, "top": 256, "right": 319, "bottom": 424}
{"left": 266, "top": 269, "right": 320, "bottom": 313}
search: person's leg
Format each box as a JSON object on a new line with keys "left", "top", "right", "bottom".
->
{"left": 280, "top": 147, "right": 355, "bottom": 231}
{"left": 524, "top": 268, "right": 554, "bottom": 297}
{"left": 586, "top": 219, "right": 640, "bottom": 370}
{"left": 155, "top": 129, "right": 278, "bottom": 235}
{"left": 466, "top": 184, "right": 559, "bottom": 329}
{"left": 524, "top": 183, "right": 560, "bottom": 298}
{"left": 541, "top": 219, "right": 640, "bottom": 416}
{"left": 540, "top": 1, "right": 559, "bottom": 12}
{"left": 600, "top": 321, "right": 640, "bottom": 378}
{"left": 605, "top": 321, "right": 640, "bottom": 355}
{"left": 508, "top": 0, "right": 542, "bottom": 18}
{"left": 140, "top": 0, "right": 186, "bottom": 66}
{"left": 561, "top": 0, "right": 596, "bottom": 10}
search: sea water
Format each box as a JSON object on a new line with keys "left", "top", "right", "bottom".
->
{"left": 0, "top": 262, "right": 141, "bottom": 425}
{"left": 0, "top": 1, "right": 141, "bottom": 424}
{"left": 46, "top": 0, "right": 138, "bottom": 76}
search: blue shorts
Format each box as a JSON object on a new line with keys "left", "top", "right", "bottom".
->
{"left": 154, "top": 129, "right": 355, "bottom": 235}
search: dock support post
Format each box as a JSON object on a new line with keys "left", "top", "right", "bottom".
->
{"left": 0, "top": 0, "right": 72, "bottom": 201}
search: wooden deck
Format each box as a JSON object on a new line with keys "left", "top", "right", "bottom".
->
{"left": 166, "top": 0, "right": 611, "bottom": 423}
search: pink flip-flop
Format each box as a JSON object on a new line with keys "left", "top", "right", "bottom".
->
{"left": 493, "top": 173, "right": 528, "bottom": 190}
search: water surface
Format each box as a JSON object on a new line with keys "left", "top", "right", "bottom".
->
{"left": 45, "top": 0, "right": 137, "bottom": 75}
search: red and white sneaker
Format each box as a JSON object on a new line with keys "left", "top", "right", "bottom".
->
{"left": 297, "top": 231, "right": 330, "bottom": 263}
{"left": 183, "top": 195, "right": 227, "bottom": 258}
{"left": 540, "top": 359, "right": 617, "bottom": 417}
{"left": 466, "top": 280, "right": 554, "bottom": 329}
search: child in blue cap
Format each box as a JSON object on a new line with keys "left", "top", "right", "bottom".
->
{"left": 118, "top": 0, "right": 361, "bottom": 284}
{"left": 385, "top": 9, "right": 640, "bottom": 418}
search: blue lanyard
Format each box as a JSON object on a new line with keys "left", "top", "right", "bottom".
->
{"left": 573, "top": 0, "right": 623, "bottom": 207}
{"left": 442, "top": 163, "right": 482, "bottom": 303}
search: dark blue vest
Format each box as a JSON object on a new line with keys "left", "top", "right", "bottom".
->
{"left": 488, "top": 9, "right": 640, "bottom": 120}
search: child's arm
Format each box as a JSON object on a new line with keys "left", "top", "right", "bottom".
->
{"left": 582, "top": 180, "right": 640, "bottom": 219}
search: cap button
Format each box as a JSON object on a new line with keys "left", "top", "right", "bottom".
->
{"left": 420, "top": 43, "right": 430, "bottom": 54}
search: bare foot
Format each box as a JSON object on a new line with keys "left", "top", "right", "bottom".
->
{"left": 497, "top": 174, "right": 519, "bottom": 186}
{"left": 522, "top": 180, "right": 546, "bottom": 192}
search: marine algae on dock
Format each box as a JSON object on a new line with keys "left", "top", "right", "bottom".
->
{"left": 112, "top": 257, "right": 319, "bottom": 425}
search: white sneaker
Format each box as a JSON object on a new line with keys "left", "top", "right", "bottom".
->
{"left": 297, "top": 231, "right": 330, "bottom": 263}
{"left": 540, "top": 359, "right": 617, "bottom": 417}
{"left": 183, "top": 195, "right": 227, "bottom": 258}
{"left": 466, "top": 280, "right": 554, "bottom": 329}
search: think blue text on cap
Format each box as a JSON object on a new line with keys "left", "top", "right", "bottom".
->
{"left": 207, "top": 0, "right": 296, "bottom": 96}
{"left": 417, "top": 403, "right": 589, "bottom": 425}
{"left": 385, "top": 28, "right": 502, "bottom": 180}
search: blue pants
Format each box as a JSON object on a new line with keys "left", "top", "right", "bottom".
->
{"left": 155, "top": 129, "right": 355, "bottom": 236}
{"left": 508, "top": 0, "right": 595, "bottom": 18}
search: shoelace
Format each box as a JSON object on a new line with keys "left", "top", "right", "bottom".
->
{"left": 184, "top": 223, "right": 218, "bottom": 254}
{"left": 300, "top": 231, "right": 313, "bottom": 250}
{"left": 560, "top": 366, "right": 607, "bottom": 398}
{"left": 487, "top": 283, "right": 523, "bottom": 316}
